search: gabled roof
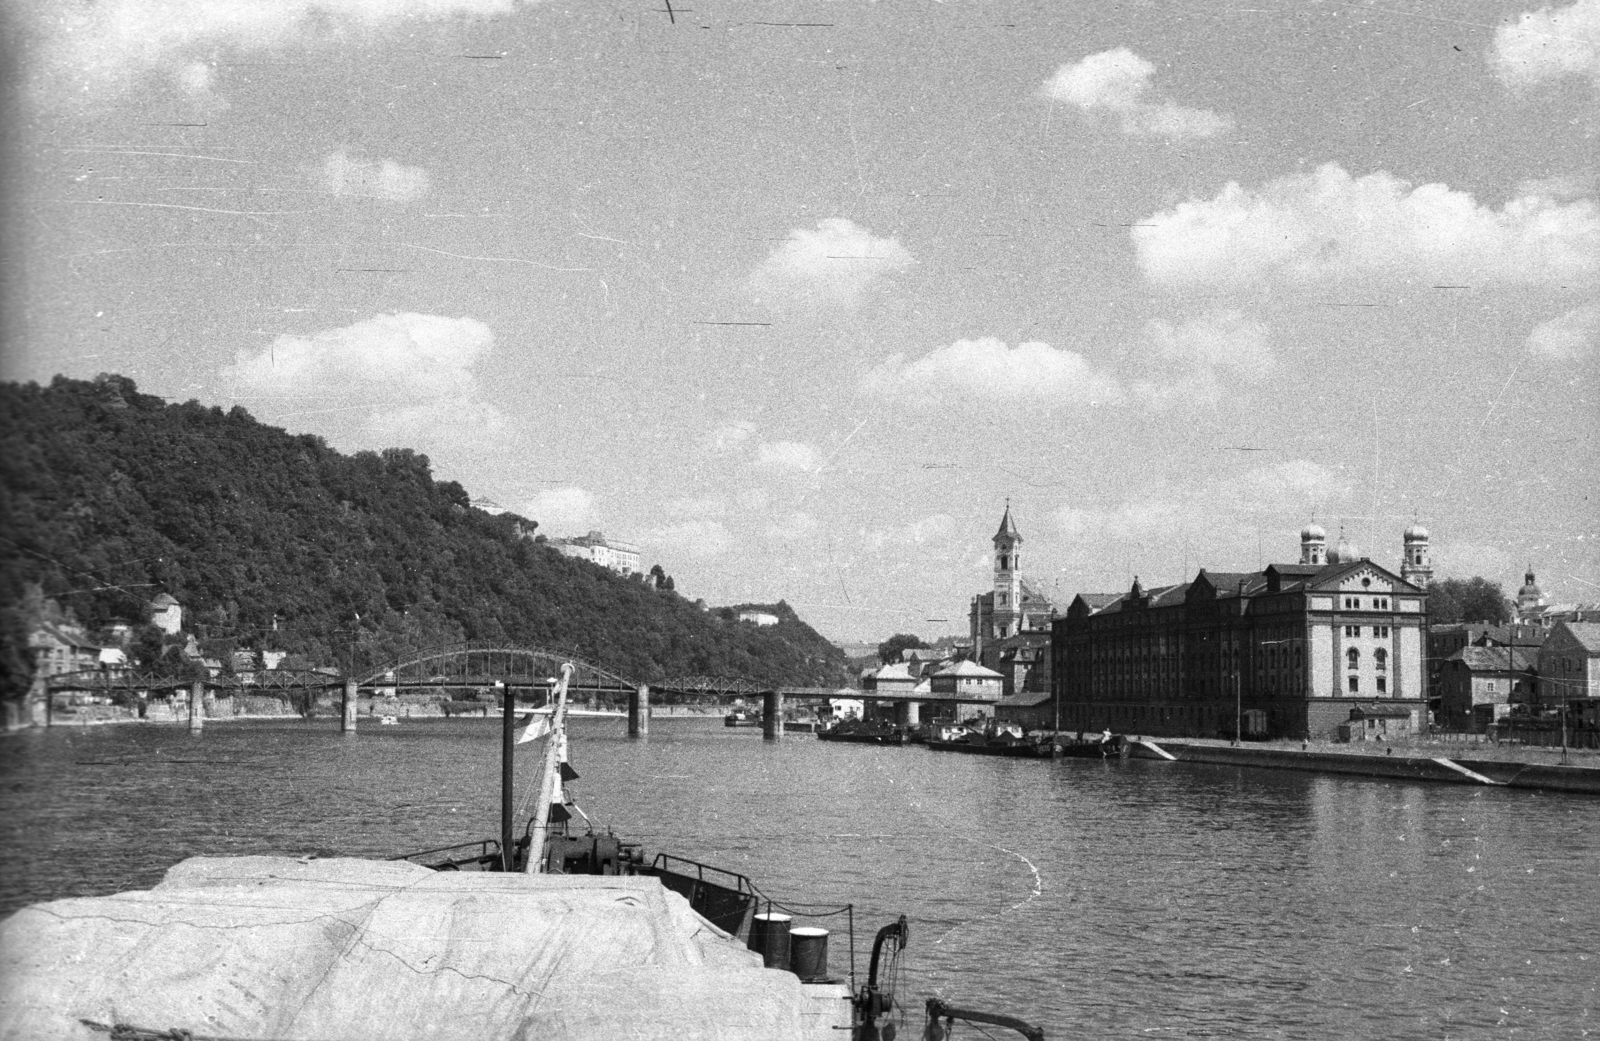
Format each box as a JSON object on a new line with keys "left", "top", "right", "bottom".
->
{"left": 1551, "top": 621, "right": 1600, "bottom": 654}
{"left": 1350, "top": 703, "right": 1413, "bottom": 718}
{"left": 931, "top": 660, "right": 1004, "bottom": 679}
{"left": 1303, "top": 558, "right": 1421, "bottom": 593}
{"left": 997, "top": 690, "right": 1052, "bottom": 708}
{"left": 1449, "top": 646, "right": 1536, "bottom": 672}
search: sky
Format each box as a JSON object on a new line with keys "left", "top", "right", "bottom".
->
{"left": 5, "top": 0, "right": 1598, "bottom": 643}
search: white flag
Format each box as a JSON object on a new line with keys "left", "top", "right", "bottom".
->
{"left": 516, "top": 713, "right": 552, "bottom": 744}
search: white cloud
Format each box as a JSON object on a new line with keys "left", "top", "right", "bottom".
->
{"left": 36, "top": 0, "right": 527, "bottom": 99}
{"left": 755, "top": 441, "right": 821, "bottom": 473}
{"left": 220, "top": 312, "right": 505, "bottom": 475}
{"left": 708, "top": 421, "right": 757, "bottom": 454}
{"left": 1526, "top": 304, "right": 1599, "bottom": 359}
{"left": 523, "top": 487, "right": 597, "bottom": 534}
{"left": 766, "top": 511, "right": 820, "bottom": 542}
{"left": 1132, "top": 164, "right": 1600, "bottom": 287}
{"left": 642, "top": 520, "right": 733, "bottom": 559}
{"left": 1223, "top": 461, "right": 1351, "bottom": 512}
{"left": 1432, "top": 540, "right": 1515, "bottom": 581}
{"left": 1491, "top": 0, "right": 1600, "bottom": 88}
{"left": 1053, "top": 460, "right": 1353, "bottom": 565}
{"left": 749, "top": 218, "right": 913, "bottom": 305}
{"left": 323, "top": 150, "right": 431, "bottom": 202}
{"left": 226, "top": 312, "right": 492, "bottom": 398}
{"left": 1133, "top": 310, "right": 1274, "bottom": 407}
{"left": 663, "top": 495, "right": 729, "bottom": 520}
{"left": 1040, "top": 48, "right": 1233, "bottom": 140}
{"left": 859, "top": 337, "right": 1125, "bottom": 407}
{"left": 856, "top": 514, "right": 960, "bottom": 556}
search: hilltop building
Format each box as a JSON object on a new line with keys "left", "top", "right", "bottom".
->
{"left": 1051, "top": 527, "right": 1429, "bottom": 741}
{"left": 968, "top": 505, "right": 1055, "bottom": 673}
{"left": 149, "top": 593, "right": 183, "bottom": 635}
{"left": 549, "top": 531, "right": 641, "bottom": 576}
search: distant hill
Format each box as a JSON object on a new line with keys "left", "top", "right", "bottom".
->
{"left": 0, "top": 375, "right": 853, "bottom": 700}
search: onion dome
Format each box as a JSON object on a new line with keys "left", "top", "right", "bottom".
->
{"left": 1301, "top": 522, "right": 1327, "bottom": 541}
{"left": 1518, "top": 568, "right": 1542, "bottom": 600}
{"left": 1404, "top": 522, "right": 1429, "bottom": 541}
{"left": 1330, "top": 532, "right": 1360, "bottom": 564}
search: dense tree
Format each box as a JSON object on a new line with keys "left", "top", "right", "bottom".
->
{"left": 0, "top": 376, "right": 853, "bottom": 703}
{"left": 1427, "top": 577, "right": 1510, "bottom": 625}
{"left": 877, "top": 633, "right": 928, "bottom": 664}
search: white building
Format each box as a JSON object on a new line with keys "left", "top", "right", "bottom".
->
{"left": 551, "top": 531, "right": 642, "bottom": 576}
{"left": 737, "top": 610, "right": 780, "bottom": 626}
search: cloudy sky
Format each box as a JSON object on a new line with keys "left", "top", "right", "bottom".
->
{"left": 6, "top": 0, "right": 1598, "bottom": 641}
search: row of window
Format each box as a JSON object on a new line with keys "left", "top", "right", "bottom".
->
{"left": 1342, "top": 625, "right": 1392, "bottom": 638}
{"left": 1347, "top": 648, "right": 1388, "bottom": 670}
{"left": 1341, "top": 596, "right": 1392, "bottom": 610}
{"left": 1349, "top": 676, "right": 1389, "bottom": 693}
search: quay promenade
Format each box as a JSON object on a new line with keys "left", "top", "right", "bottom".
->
{"left": 1126, "top": 735, "right": 1600, "bottom": 794}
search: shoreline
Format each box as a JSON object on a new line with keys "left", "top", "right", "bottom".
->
{"left": 1125, "top": 736, "right": 1600, "bottom": 795}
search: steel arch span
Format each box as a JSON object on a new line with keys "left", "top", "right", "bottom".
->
{"left": 357, "top": 643, "right": 641, "bottom": 692}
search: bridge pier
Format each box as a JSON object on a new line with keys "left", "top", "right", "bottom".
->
{"left": 342, "top": 679, "right": 358, "bottom": 734}
{"left": 188, "top": 680, "right": 205, "bottom": 734}
{"left": 629, "top": 684, "right": 650, "bottom": 738}
{"left": 895, "top": 700, "right": 921, "bottom": 729}
{"left": 763, "top": 691, "right": 783, "bottom": 740}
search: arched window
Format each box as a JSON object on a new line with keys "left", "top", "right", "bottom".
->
{"left": 1346, "top": 648, "right": 1360, "bottom": 669}
{"left": 1374, "top": 649, "right": 1387, "bottom": 672}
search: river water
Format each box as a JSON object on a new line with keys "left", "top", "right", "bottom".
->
{"left": 2, "top": 716, "right": 1595, "bottom": 1039}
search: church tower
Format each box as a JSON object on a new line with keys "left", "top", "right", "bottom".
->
{"left": 993, "top": 503, "right": 1023, "bottom": 639}
{"left": 1300, "top": 523, "right": 1327, "bottom": 566}
{"left": 1400, "top": 523, "right": 1433, "bottom": 590}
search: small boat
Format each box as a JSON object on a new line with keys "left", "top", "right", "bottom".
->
{"left": 724, "top": 708, "right": 763, "bottom": 727}
{"left": 817, "top": 719, "right": 906, "bottom": 745}
{"left": 1052, "top": 730, "right": 1127, "bottom": 759}
{"left": 926, "top": 723, "right": 1061, "bottom": 758}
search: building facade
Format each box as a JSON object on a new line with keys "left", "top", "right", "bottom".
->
{"left": 1537, "top": 621, "right": 1600, "bottom": 705}
{"left": 1437, "top": 646, "right": 1536, "bottom": 731}
{"left": 1051, "top": 528, "right": 1428, "bottom": 741}
{"left": 550, "top": 531, "right": 642, "bottom": 576}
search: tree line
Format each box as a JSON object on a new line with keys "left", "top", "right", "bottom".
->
{"left": 0, "top": 375, "right": 853, "bottom": 701}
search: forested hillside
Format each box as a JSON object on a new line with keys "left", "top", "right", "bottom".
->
{"left": 0, "top": 375, "right": 852, "bottom": 699}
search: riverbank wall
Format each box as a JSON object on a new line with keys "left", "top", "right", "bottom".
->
{"left": 1130, "top": 740, "right": 1600, "bottom": 795}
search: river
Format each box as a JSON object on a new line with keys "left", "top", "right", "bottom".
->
{"left": 2, "top": 716, "right": 1594, "bottom": 1039}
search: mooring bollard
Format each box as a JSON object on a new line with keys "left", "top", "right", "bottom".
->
{"left": 342, "top": 679, "right": 358, "bottom": 734}
{"left": 629, "top": 684, "right": 650, "bottom": 738}
{"left": 748, "top": 912, "right": 792, "bottom": 970}
{"left": 189, "top": 680, "right": 205, "bottom": 734}
{"left": 763, "top": 690, "right": 783, "bottom": 741}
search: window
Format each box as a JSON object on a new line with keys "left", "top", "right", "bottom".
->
{"left": 1374, "top": 649, "right": 1387, "bottom": 672}
{"left": 1377, "top": 677, "right": 1387, "bottom": 692}
{"left": 1349, "top": 676, "right": 1360, "bottom": 692}
{"left": 1346, "top": 648, "right": 1360, "bottom": 669}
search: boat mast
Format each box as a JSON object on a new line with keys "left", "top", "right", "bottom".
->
{"left": 501, "top": 678, "right": 515, "bottom": 870}
{"left": 523, "top": 663, "right": 574, "bottom": 873}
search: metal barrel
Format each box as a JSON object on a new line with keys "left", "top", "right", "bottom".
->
{"left": 748, "top": 912, "right": 792, "bottom": 970}
{"left": 789, "top": 926, "right": 829, "bottom": 981}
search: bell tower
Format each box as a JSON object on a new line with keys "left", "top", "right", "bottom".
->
{"left": 1400, "top": 523, "right": 1433, "bottom": 590}
{"left": 993, "top": 502, "right": 1023, "bottom": 639}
